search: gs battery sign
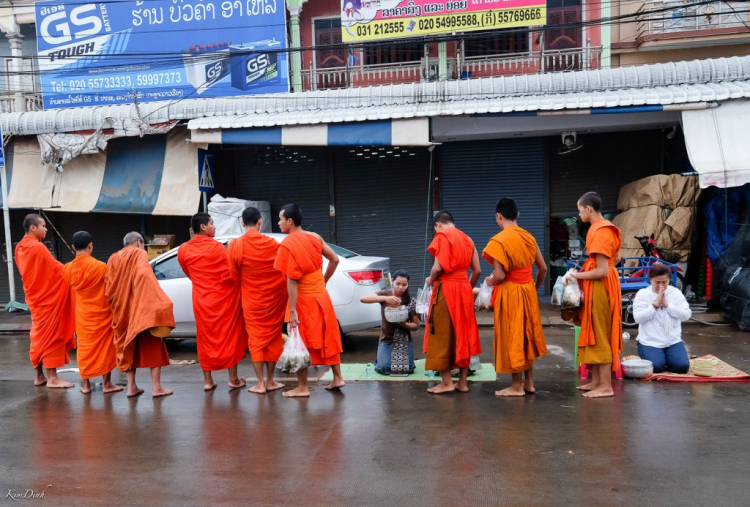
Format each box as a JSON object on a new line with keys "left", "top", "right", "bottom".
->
{"left": 35, "top": 0, "right": 289, "bottom": 109}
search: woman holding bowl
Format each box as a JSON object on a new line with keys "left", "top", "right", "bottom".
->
{"left": 361, "top": 269, "right": 419, "bottom": 375}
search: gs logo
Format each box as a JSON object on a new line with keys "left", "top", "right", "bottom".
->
{"left": 247, "top": 55, "right": 270, "bottom": 74}
{"left": 40, "top": 5, "right": 103, "bottom": 45}
{"left": 206, "top": 61, "right": 225, "bottom": 82}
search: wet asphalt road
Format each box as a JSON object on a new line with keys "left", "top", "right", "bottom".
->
{"left": 1, "top": 325, "right": 749, "bottom": 506}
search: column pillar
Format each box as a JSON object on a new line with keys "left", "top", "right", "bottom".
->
{"left": 286, "top": 0, "right": 308, "bottom": 93}
{"left": 438, "top": 42, "right": 448, "bottom": 81}
{"left": 6, "top": 32, "right": 25, "bottom": 112}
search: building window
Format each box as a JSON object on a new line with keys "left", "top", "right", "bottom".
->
{"left": 362, "top": 42, "right": 424, "bottom": 65}
{"left": 463, "top": 31, "right": 530, "bottom": 57}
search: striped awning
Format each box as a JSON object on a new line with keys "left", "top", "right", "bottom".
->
{"left": 5, "top": 127, "right": 200, "bottom": 215}
{"left": 189, "top": 118, "right": 431, "bottom": 146}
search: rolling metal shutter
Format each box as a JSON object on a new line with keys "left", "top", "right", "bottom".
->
{"left": 230, "top": 146, "right": 334, "bottom": 241}
{"left": 333, "top": 146, "right": 433, "bottom": 281}
{"left": 549, "top": 131, "right": 663, "bottom": 216}
{"left": 440, "top": 138, "right": 547, "bottom": 290}
{"left": 51, "top": 212, "right": 142, "bottom": 264}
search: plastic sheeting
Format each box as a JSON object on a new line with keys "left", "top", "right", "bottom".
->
{"left": 683, "top": 99, "right": 750, "bottom": 189}
{"left": 703, "top": 184, "right": 750, "bottom": 266}
{"left": 207, "top": 195, "right": 271, "bottom": 237}
{"left": 715, "top": 205, "right": 750, "bottom": 328}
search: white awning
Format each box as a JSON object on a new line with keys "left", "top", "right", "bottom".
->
{"left": 682, "top": 99, "right": 750, "bottom": 188}
{"left": 2, "top": 56, "right": 750, "bottom": 136}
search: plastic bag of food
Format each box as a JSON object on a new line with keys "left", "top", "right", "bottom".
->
{"left": 276, "top": 327, "right": 311, "bottom": 373}
{"left": 550, "top": 275, "right": 565, "bottom": 305}
{"left": 475, "top": 280, "right": 493, "bottom": 310}
{"left": 415, "top": 283, "right": 433, "bottom": 321}
{"left": 561, "top": 270, "right": 582, "bottom": 309}
{"left": 469, "top": 355, "right": 483, "bottom": 371}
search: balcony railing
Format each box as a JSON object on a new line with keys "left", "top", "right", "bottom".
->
{"left": 304, "top": 46, "right": 602, "bottom": 91}
{"left": 640, "top": 0, "right": 750, "bottom": 37}
{"left": 0, "top": 92, "right": 43, "bottom": 113}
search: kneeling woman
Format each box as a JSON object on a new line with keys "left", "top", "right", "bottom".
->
{"left": 360, "top": 269, "right": 419, "bottom": 375}
{"left": 632, "top": 263, "right": 692, "bottom": 373}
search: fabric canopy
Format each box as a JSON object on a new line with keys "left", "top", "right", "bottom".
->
{"left": 682, "top": 99, "right": 750, "bottom": 189}
{"left": 5, "top": 127, "right": 200, "bottom": 216}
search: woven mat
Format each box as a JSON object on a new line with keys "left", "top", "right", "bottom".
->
{"left": 317, "top": 359, "right": 497, "bottom": 382}
{"left": 646, "top": 355, "right": 750, "bottom": 382}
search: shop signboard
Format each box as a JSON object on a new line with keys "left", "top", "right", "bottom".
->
{"left": 35, "top": 0, "right": 289, "bottom": 109}
{"left": 341, "top": 0, "right": 546, "bottom": 42}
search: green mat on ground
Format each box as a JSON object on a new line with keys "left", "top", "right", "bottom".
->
{"left": 317, "top": 359, "right": 497, "bottom": 382}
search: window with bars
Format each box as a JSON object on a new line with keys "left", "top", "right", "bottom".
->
{"left": 463, "top": 31, "right": 530, "bottom": 58}
{"left": 362, "top": 42, "right": 425, "bottom": 65}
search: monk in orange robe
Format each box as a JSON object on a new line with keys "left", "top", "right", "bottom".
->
{"left": 274, "top": 204, "right": 344, "bottom": 398}
{"left": 105, "top": 232, "right": 174, "bottom": 398}
{"left": 483, "top": 198, "right": 547, "bottom": 397}
{"left": 178, "top": 212, "right": 247, "bottom": 391}
{"left": 62, "top": 231, "right": 122, "bottom": 395}
{"left": 14, "top": 214, "right": 76, "bottom": 388}
{"left": 570, "top": 192, "right": 623, "bottom": 398}
{"left": 424, "top": 211, "right": 482, "bottom": 394}
{"left": 228, "top": 207, "right": 288, "bottom": 394}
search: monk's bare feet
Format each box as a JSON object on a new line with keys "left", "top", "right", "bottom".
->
{"left": 248, "top": 384, "right": 267, "bottom": 394}
{"left": 228, "top": 378, "right": 247, "bottom": 389}
{"left": 495, "top": 386, "right": 526, "bottom": 397}
{"left": 265, "top": 381, "right": 285, "bottom": 392}
{"left": 152, "top": 387, "right": 173, "bottom": 398}
{"left": 455, "top": 382, "right": 469, "bottom": 393}
{"left": 34, "top": 378, "right": 47, "bottom": 386}
{"left": 576, "top": 383, "right": 597, "bottom": 391}
{"left": 204, "top": 382, "right": 217, "bottom": 392}
{"left": 127, "top": 387, "right": 145, "bottom": 397}
{"left": 47, "top": 378, "right": 74, "bottom": 389}
{"left": 523, "top": 382, "right": 536, "bottom": 394}
{"left": 81, "top": 385, "right": 92, "bottom": 395}
{"left": 103, "top": 384, "right": 124, "bottom": 394}
{"left": 324, "top": 380, "right": 345, "bottom": 391}
{"left": 283, "top": 386, "right": 310, "bottom": 398}
{"left": 427, "top": 383, "right": 455, "bottom": 394}
{"left": 582, "top": 388, "right": 614, "bottom": 398}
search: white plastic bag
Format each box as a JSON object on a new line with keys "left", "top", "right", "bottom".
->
{"left": 550, "top": 275, "right": 565, "bottom": 305}
{"left": 415, "top": 283, "right": 433, "bottom": 322}
{"left": 561, "top": 270, "right": 582, "bottom": 309}
{"left": 469, "top": 355, "right": 483, "bottom": 371}
{"left": 475, "top": 280, "right": 493, "bottom": 310}
{"left": 276, "top": 327, "right": 311, "bottom": 373}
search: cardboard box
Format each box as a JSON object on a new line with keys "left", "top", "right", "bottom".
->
{"left": 147, "top": 245, "right": 169, "bottom": 260}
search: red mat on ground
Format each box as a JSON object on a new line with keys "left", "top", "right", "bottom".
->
{"left": 646, "top": 354, "right": 750, "bottom": 382}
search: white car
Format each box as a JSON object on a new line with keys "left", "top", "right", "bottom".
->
{"left": 150, "top": 233, "right": 391, "bottom": 337}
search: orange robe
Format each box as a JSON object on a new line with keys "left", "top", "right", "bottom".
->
{"left": 105, "top": 246, "right": 174, "bottom": 371}
{"left": 424, "top": 226, "right": 481, "bottom": 368}
{"left": 578, "top": 219, "right": 623, "bottom": 371}
{"left": 62, "top": 254, "right": 117, "bottom": 379}
{"left": 274, "top": 231, "right": 342, "bottom": 366}
{"left": 178, "top": 235, "right": 247, "bottom": 371}
{"left": 228, "top": 229, "right": 288, "bottom": 363}
{"left": 482, "top": 226, "right": 547, "bottom": 374}
{"left": 14, "top": 235, "right": 76, "bottom": 369}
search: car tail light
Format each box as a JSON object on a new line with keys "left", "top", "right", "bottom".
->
{"left": 346, "top": 270, "right": 383, "bottom": 285}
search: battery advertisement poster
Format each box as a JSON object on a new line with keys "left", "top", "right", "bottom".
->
{"left": 341, "top": 0, "right": 547, "bottom": 43}
{"left": 35, "top": 0, "right": 289, "bottom": 109}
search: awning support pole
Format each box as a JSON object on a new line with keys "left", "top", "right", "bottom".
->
{"left": 1, "top": 157, "right": 16, "bottom": 303}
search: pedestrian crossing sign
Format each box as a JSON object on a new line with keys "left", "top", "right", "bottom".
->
{"left": 198, "top": 149, "right": 215, "bottom": 192}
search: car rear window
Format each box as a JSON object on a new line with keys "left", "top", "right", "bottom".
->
{"left": 329, "top": 244, "right": 358, "bottom": 259}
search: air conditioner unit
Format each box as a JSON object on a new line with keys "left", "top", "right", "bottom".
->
{"left": 420, "top": 57, "right": 456, "bottom": 81}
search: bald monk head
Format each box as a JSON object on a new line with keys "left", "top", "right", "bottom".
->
{"left": 123, "top": 232, "right": 145, "bottom": 249}
{"left": 23, "top": 214, "right": 47, "bottom": 240}
{"left": 433, "top": 210, "right": 455, "bottom": 233}
{"left": 278, "top": 204, "right": 302, "bottom": 234}
{"left": 577, "top": 191, "right": 603, "bottom": 224}
{"left": 191, "top": 212, "right": 215, "bottom": 238}
{"left": 495, "top": 198, "right": 519, "bottom": 229}
{"left": 72, "top": 231, "right": 94, "bottom": 256}
{"left": 241, "top": 207, "right": 262, "bottom": 232}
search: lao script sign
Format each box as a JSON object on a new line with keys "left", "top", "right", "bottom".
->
{"left": 341, "top": 0, "right": 547, "bottom": 42}
{"left": 35, "top": 0, "right": 289, "bottom": 109}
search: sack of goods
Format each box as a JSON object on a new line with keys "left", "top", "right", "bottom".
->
{"left": 276, "top": 327, "right": 311, "bottom": 373}
{"left": 475, "top": 280, "right": 493, "bottom": 310}
{"left": 551, "top": 276, "right": 565, "bottom": 306}
{"left": 560, "top": 270, "right": 582, "bottom": 309}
